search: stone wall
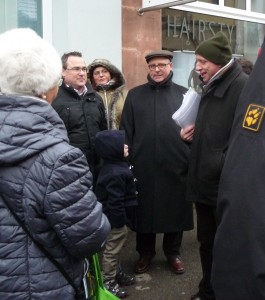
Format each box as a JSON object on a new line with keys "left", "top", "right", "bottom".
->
{"left": 122, "top": 0, "right": 161, "bottom": 90}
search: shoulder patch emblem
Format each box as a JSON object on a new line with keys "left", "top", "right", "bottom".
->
{"left": 243, "top": 104, "right": 265, "bottom": 132}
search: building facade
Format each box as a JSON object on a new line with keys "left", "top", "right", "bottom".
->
{"left": 0, "top": 0, "right": 264, "bottom": 89}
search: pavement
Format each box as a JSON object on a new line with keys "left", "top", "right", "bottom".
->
{"left": 119, "top": 209, "right": 202, "bottom": 300}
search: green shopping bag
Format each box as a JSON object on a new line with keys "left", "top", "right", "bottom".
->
{"left": 86, "top": 254, "right": 120, "bottom": 300}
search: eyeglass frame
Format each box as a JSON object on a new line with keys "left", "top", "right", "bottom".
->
{"left": 148, "top": 62, "right": 171, "bottom": 71}
{"left": 65, "top": 66, "right": 88, "bottom": 73}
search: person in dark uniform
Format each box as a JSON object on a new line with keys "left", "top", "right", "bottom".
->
{"left": 212, "top": 40, "right": 265, "bottom": 300}
{"left": 180, "top": 32, "right": 248, "bottom": 300}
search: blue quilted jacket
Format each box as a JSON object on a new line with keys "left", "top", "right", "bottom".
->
{"left": 0, "top": 94, "right": 110, "bottom": 299}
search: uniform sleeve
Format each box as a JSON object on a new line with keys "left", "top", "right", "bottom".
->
{"left": 44, "top": 148, "right": 110, "bottom": 258}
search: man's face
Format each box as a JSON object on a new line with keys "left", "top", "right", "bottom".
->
{"left": 195, "top": 54, "right": 222, "bottom": 84}
{"left": 147, "top": 57, "right": 172, "bottom": 83}
{"left": 62, "top": 56, "right": 87, "bottom": 91}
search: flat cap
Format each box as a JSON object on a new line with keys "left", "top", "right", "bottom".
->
{"left": 145, "top": 50, "right": 173, "bottom": 63}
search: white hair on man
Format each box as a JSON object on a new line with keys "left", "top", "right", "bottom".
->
{"left": 0, "top": 28, "right": 61, "bottom": 96}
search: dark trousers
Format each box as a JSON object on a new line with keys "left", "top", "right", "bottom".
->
{"left": 136, "top": 231, "right": 183, "bottom": 260}
{"left": 195, "top": 202, "right": 217, "bottom": 300}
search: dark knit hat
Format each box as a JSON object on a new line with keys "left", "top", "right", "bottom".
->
{"left": 145, "top": 50, "right": 173, "bottom": 63}
{"left": 195, "top": 32, "right": 232, "bottom": 66}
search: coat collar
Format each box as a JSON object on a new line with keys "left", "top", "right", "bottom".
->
{"left": 200, "top": 60, "right": 244, "bottom": 98}
{"left": 147, "top": 71, "right": 173, "bottom": 88}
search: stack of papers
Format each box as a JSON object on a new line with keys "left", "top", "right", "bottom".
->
{"left": 172, "top": 87, "right": 201, "bottom": 128}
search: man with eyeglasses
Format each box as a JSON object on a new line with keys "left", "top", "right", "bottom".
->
{"left": 180, "top": 32, "right": 248, "bottom": 300}
{"left": 120, "top": 50, "right": 193, "bottom": 275}
{"left": 52, "top": 51, "right": 107, "bottom": 183}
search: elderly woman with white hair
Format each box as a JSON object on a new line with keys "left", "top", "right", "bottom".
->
{"left": 0, "top": 28, "right": 110, "bottom": 300}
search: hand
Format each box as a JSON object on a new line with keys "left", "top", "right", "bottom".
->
{"left": 180, "top": 124, "right": 195, "bottom": 142}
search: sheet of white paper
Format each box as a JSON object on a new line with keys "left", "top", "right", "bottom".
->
{"left": 172, "top": 88, "right": 201, "bottom": 128}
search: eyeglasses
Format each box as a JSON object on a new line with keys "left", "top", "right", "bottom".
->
{"left": 66, "top": 67, "right": 88, "bottom": 73}
{"left": 148, "top": 62, "right": 171, "bottom": 71}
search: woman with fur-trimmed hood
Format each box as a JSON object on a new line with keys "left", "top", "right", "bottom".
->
{"left": 88, "top": 59, "right": 127, "bottom": 129}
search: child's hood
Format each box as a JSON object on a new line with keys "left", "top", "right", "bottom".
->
{"left": 95, "top": 130, "right": 125, "bottom": 161}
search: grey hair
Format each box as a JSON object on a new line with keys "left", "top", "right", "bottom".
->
{"left": 0, "top": 28, "right": 62, "bottom": 96}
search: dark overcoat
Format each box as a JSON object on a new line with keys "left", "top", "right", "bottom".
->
{"left": 212, "top": 41, "right": 265, "bottom": 300}
{"left": 187, "top": 60, "right": 248, "bottom": 206}
{"left": 120, "top": 72, "right": 193, "bottom": 233}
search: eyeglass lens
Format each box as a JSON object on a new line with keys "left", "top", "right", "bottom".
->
{"left": 67, "top": 67, "right": 87, "bottom": 72}
{"left": 148, "top": 63, "right": 170, "bottom": 70}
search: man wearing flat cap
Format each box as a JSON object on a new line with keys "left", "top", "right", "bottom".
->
{"left": 180, "top": 32, "right": 248, "bottom": 300}
{"left": 120, "top": 50, "right": 193, "bottom": 275}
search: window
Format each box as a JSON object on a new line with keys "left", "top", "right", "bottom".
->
{"left": 163, "top": 8, "right": 265, "bottom": 88}
{"left": 199, "top": 0, "right": 219, "bottom": 3}
{"left": 251, "top": 0, "right": 265, "bottom": 13}
{"left": 0, "top": 0, "right": 42, "bottom": 36}
{"left": 224, "top": 0, "right": 246, "bottom": 10}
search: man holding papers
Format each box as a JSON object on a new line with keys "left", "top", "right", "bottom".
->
{"left": 180, "top": 32, "right": 248, "bottom": 300}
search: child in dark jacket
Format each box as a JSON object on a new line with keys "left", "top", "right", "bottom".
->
{"left": 95, "top": 129, "right": 138, "bottom": 299}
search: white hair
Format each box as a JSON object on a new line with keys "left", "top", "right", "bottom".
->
{"left": 0, "top": 28, "right": 61, "bottom": 96}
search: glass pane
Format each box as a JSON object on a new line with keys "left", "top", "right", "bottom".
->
{"left": 251, "top": 0, "right": 265, "bottom": 13}
{"left": 197, "top": 0, "right": 219, "bottom": 3}
{"left": 18, "top": 0, "right": 42, "bottom": 36}
{"left": 224, "top": 0, "right": 246, "bottom": 10}
{"left": 162, "top": 8, "right": 264, "bottom": 89}
{"left": 0, "top": 0, "right": 18, "bottom": 33}
{"left": 0, "top": 0, "right": 42, "bottom": 36}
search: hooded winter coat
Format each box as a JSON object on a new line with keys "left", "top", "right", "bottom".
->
{"left": 95, "top": 130, "right": 138, "bottom": 230}
{"left": 88, "top": 59, "right": 127, "bottom": 130}
{"left": 0, "top": 94, "right": 110, "bottom": 299}
{"left": 120, "top": 72, "right": 193, "bottom": 233}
